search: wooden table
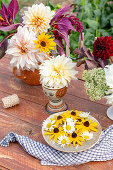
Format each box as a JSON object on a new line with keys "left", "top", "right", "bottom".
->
{"left": 0, "top": 56, "right": 113, "bottom": 170}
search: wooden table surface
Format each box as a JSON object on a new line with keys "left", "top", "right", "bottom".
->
{"left": 0, "top": 56, "right": 113, "bottom": 170}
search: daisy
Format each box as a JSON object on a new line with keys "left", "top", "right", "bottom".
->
{"left": 68, "top": 132, "right": 85, "bottom": 147}
{"left": 33, "top": 32, "right": 56, "bottom": 54}
{"left": 42, "top": 118, "right": 55, "bottom": 131}
{"left": 44, "top": 127, "right": 65, "bottom": 142}
{"left": 81, "top": 131, "right": 93, "bottom": 141}
{"left": 66, "top": 117, "right": 75, "bottom": 123}
{"left": 23, "top": 3, "right": 55, "bottom": 34}
{"left": 79, "top": 112, "right": 90, "bottom": 118}
{"left": 63, "top": 122, "right": 75, "bottom": 134}
{"left": 76, "top": 119, "right": 98, "bottom": 132}
{"left": 39, "top": 55, "right": 78, "bottom": 88}
{"left": 57, "top": 135, "right": 69, "bottom": 148}
{"left": 6, "top": 26, "right": 47, "bottom": 71}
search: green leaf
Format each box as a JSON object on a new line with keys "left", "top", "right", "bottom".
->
{"left": 94, "top": 9, "right": 101, "bottom": 16}
{"left": 98, "top": 29, "right": 110, "bottom": 36}
{"left": 110, "top": 19, "right": 113, "bottom": 26}
{"left": 84, "top": 18, "right": 99, "bottom": 30}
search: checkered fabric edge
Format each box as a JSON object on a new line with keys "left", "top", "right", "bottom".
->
{"left": 0, "top": 125, "right": 113, "bottom": 166}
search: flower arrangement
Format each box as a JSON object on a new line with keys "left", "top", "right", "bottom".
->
{"left": 39, "top": 54, "right": 78, "bottom": 89}
{"left": 74, "top": 35, "right": 113, "bottom": 110}
{"left": 75, "top": 36, "right": 113, "bottom": 69}
{"left": 0, "top": 0, "right": 84, "bottom": 72}
{"left": 43, "top": 110, "right": 98, "bottom": 148}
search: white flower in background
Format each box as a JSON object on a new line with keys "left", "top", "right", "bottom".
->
{"left": 63, "top": 122, "right": 75, "bottom": 134}
{"left": 57, "top": 135, "right": 69, "bottom": 148}
{"left": 6, "top": 26, "right": 47, "bottom": 71}
{"left": 22, "top": 3, "right": 55, "bottom": 34}
{"left": 43, "top": 118, "right": 55, "bottom": 131}
{"left": 104, "top": 64, "right": 113, "bottom": 104}
{"left": 81, "top": 131, "right": 93, "bottom": 140}
{"left": 104, "top": 64, "right": 113, "bottom": 90}
{"left": 104, "top": 93, "right": 113, "bottom": 105}
{"left": 79, "top": 112, "right": 90, "bottom": 118}
{"left": 39, "top": 54, "right": 78, "bottom": 88}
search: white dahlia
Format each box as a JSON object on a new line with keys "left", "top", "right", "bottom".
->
{"left": 39, "top": 54, "right": 78, "bottom": 88}
{"left": 104, "top": 64, "right": 113, "bottom": 104}
{"left": 104, "top": 64, "right": 113, "bottom": 90}
{"left": 104, "top": 93, "right": 113, "bottom": 105}
{"left": 22, "top": 3, "right": 55, "bottom": 34}
{"left": 6, "top": 26, "right": 47, "bottom": 71}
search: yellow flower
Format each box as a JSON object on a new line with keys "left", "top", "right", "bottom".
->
{"left": 62, "top": 110, "right": 81, "bottom": 121}
{"left": 0, "top": 16, "right": 4, "bottom": 21}
{"left": 33, "top": 32, "right": 56, "bottom": 54}
{"left": 76, "top": 119, "right": 98, "bottom": 132}
{"left": 68, "top": 131, "right": 85, "bottom": 147}
{"left": 51, "top": 114, "right": 66, "bottom": 126}
{"left": 44, "top": 127, "right": 65, "bottom": 142}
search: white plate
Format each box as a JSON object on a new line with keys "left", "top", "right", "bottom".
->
{"left": 42, "top": 111, "right": 102, "bottom": 152}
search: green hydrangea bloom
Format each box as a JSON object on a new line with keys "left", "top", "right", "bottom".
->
{"left": 82, "top": 68, "right": 109, "bottom": 101}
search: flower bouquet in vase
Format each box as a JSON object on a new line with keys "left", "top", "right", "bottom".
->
{"left": 39, "top": 55, "right": 78, "bottom": 114}
{"left": 75, "top": 36, "right": 113, "bottom": 120}
{"left": 0, "top": 1, "right": 84, "bottom": 85}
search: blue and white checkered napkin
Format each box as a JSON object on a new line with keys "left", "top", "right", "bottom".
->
{"left": 0, "top": 125, "right": 113, "bottom": 166}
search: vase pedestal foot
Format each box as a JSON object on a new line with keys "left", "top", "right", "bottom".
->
{"left": 107, "top": 106, "right": 113, "bottom": 120}
{"left": 45, "top": 100, "right": 68, "bottom": 114}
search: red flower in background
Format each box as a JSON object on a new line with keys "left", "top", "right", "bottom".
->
{"left": 93, "top": 36, "right": 113, "bottom": 60}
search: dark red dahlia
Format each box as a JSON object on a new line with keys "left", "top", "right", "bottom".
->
{"left": 93, "top": 36, "right": 113, "bottom": 60}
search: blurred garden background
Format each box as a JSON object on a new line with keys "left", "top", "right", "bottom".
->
{"left": 0, "top": 0, "right": 113, "bottom": 58}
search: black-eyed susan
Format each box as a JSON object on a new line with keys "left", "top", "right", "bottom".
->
{"left": 51, "top": 114, "right": 66, "bottom": 126}
{"left": 62, "top": 110, "right": 82, "bottom": 121}
{"left": 44, "top": 126, "right": 65, "bottom": 142}
{"left": 57, "top": 135, "right": 69, "bottom": 148}
{"left": 76, "top": 119, "right": 98, "bottom": 132}
{"left": 33, "top": 32, "right": 56, "bottom": 54}
{"left": 68, "top": 132, "right": 85, "bottom": 147}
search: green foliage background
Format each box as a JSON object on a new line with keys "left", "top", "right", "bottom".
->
{"left": 0, "top": 0, "right": 113, "bottom": 58}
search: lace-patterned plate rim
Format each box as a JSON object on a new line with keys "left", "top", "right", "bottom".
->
{"left": 42, "top": 111, "right": 102, "bottom": 153}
